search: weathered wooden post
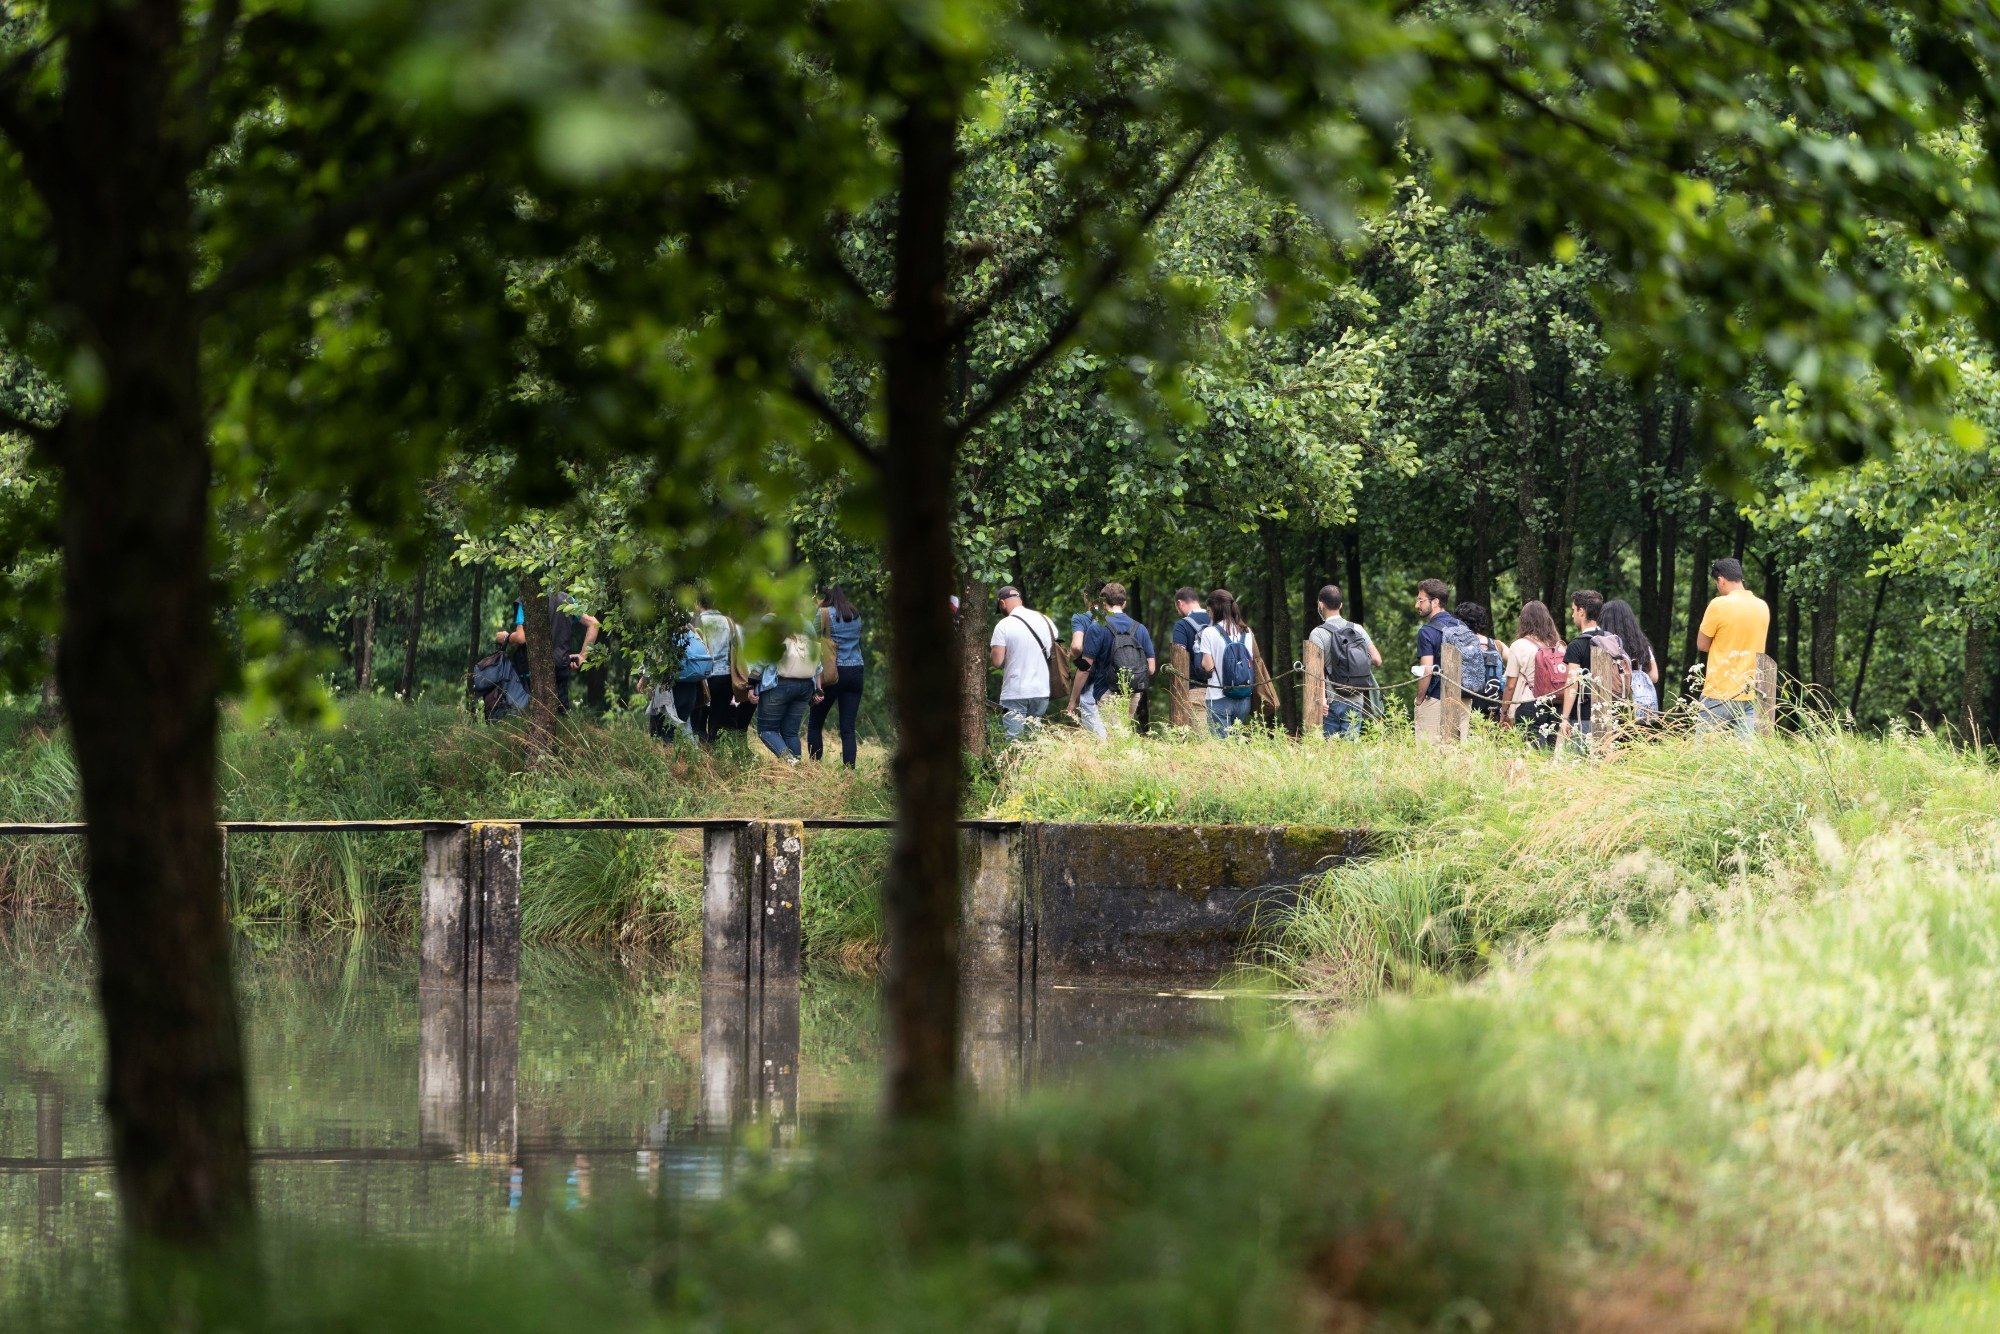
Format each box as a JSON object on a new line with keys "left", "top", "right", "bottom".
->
{"left": 1301, "top": 636, "right": 1326, "bottom": 740}
{"left": 1754, "top": 652, "right": 1779, "bottom": 736}
{"left": 1168, "top": 643, "right": 1195, "bottom": 729}
{"left": 702, "top": 820, "right": 802, "bottom": 986}
{"left": 1589, "top": 644, "right": 1619, "bottom": 750}
{"left": 1437, "top": 641, "right": 1467, "bottom": 744}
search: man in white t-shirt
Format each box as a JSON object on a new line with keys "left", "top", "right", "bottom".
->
{"left": 988, "top": 585, "right": 1058, "bottom": 740}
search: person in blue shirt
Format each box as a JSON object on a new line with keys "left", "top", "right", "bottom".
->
{"left": 1065, "top": 582, "right": 1156, "bottom": 738}
{"left": 808, "top": 585, "right": 866, "bottom": 768}
{"left": 1412, "top": 577, "right": 1470, "bottom": 743}
{"left": 1167, "top": 586, "right": 1211, "bottom": 728}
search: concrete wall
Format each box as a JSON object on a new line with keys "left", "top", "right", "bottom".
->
{"left": 962, "top": 822, "right": 1366, "bottom": 984}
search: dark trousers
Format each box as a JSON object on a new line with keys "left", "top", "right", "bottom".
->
{"left": 698, "top": 676, "right": 735, "bottom": 744}
{"left": 809, "top": 665, "right": 864, "bottom": 766}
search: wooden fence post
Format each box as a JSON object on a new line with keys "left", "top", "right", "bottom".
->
{"left": 1590, "top": 644, "right": 1619, "bottom": 749}
{"left": 1438, "top": 641, "right": 1466, "bottom": 744}
{"left": 1754, "top": 653, "right": 1779, "bottom": 736}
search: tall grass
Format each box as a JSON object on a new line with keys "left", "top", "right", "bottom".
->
{"left": 999, "top": 720, "right": 2000, "bottom": 989}
{"left": 0, "top": 698, "right": 894, "bottom": 961}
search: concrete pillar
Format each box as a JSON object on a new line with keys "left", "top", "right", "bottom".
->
{"left": 702, "top": 820, "right": 801, "bottom": 986}
{"left": 422, "top": 822, "right": 521, "bottom": 988}
{"left": 960, "top": 825, "right": 1032, "bottom": 982}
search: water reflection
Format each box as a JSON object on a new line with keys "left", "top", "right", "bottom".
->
{"left": 0, "top": 926, "right": 1292, "bottom": 1268}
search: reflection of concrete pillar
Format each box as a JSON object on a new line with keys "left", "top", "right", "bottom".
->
{"left": 419, "top": 983, "right": 519, "bottom": 1159}
{"left": 702, "top": 822, "right": 802, "bottom": 987}
{"left": 698, "top": 983, "right": 747, "bottom": 1132}
{"left": 754, "top": 983, "right": 800, "bottom": 1139}
{"left": 698, "top": 980, "right": 801, "bottom": 1134}
{"left": 958, "top": 977, "right": 1032, "bottom": 1103}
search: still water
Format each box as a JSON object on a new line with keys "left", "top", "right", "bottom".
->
{"left": 0, "top": 927, "right": 1298, "bottom": 1272}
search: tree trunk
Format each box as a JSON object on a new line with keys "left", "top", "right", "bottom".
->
{"left": 1637, "top": 394, "right": 1660, "bottom": 646}
{"left": 958, "top": 575, "right": 990, "bottom": 757}
{"left": 1547, "top": 428, "right": 1587, "bottom": 608}
{"left": 1258, "top": 521, "right": 1295, "bottom": 733}
{"left": 1510, "top": 366, "right": 1541, "bottom": 605}
{"left": 1784, "top": 594, "right": 1802, "bottom": 693}
{"left": 519, "top": 571, "right": 557, "bottom": 765}
{"left": 1849, "top": 576, "right": 1889, "bottom": 719}
{"left": 1650, "top": 394, "right": 1689, "bottom": 692}
{"left": 1961, "top": 617, "right": 1987, "bottom": 745}
{"left": 467, "top": 563, "right": 487, "bottom": 668}
{"left": 398, "top": 561, "right": 428, "bottom": 701}
{"left": 1343, "top": 525, "right": 1365, "bottom": 626}
{"left": 353, "top": 599, "right": 377, "bottom": 692}
{"left": 46, "top": 0, "right": 252, "bottom": 1253}
{"left": 881, "top": 84, "right": 964, "bottom": 1120}
{"left": 1810, "top": 575, "right": 1839, "bottom": 707}
{"left": 1680, "top": 492, "right": 1715, "bottom": 676}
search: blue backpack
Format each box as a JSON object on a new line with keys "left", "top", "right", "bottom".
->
{"left": 1219, "top": 629, "right": 1255, "bottom": 699}
{"left": 675, "top": 628, "right": 715, "bottom": 682}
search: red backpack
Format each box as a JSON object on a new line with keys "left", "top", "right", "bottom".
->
{"left": 1531, "top": 642, "right": 1568, "bottom": 698}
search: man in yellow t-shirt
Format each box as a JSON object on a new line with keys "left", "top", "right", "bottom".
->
{"left": 1694, "top": 557, "right": 1770, "bottom": 735}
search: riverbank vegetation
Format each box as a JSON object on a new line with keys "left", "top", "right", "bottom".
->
{"left": 6, "top": 699, "right": 1998, "bottom": 990}
{"left": 14, "top": 827, "right": 2000, "bottom": 1329}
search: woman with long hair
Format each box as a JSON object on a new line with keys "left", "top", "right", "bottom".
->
{"left": 808, "top": 584, "right": 866, "bottom": 766}
{"left": 1597, "top": 598, "right": 1661, "bottom": 720}
{"left": 1196, "top": 588, "right": 1258, "bottom": 738}
{"left": 1505, "top": 599, "right": 1565, "bottom": 742}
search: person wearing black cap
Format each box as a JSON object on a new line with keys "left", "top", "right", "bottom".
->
{"left": 988, "top": 585, "right": 1057, "bottom": 740}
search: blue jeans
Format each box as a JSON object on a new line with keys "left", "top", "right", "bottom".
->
{"left": 1207, "top": 694, "right": 1252, "bottom": 737}
{"left": 756, "top": 677, "right": 814, "bottom": 758}
{"left": 1322, "top": 696, "right": 1362, "bottom": 740}
{"left": 1076, "top": 690, "right": 1108, "bottom": 739}
{"left": 1695, "top": 697, "right": 1756, "bottom": 736}
{"left": 1000, "top": 696, "right": 1048, "bottom": 740}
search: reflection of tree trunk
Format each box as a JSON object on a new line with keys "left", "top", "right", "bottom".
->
{"left": 354, "top": 599, "right": 377, "bottom": 692}
{"left": 1680, "top": 492, "right": 1715, "bottom": 676}
{"left": 48, "top": 26, "right": 252, "bottom": 1249}
{"left": 882, "top": 85, "right": 964, "bottom": 1120}
{"left": 1961, "top": 618, "right": 1987, "bottom": 744}
{"left": 1511, "top": 366, "right": 1541, "bottom": 604}
{"left": 399, "top": 561, "right": 428, "bottom": 701}
{"left": 520, "top": 571, "right": 557, "bottom": 766}
{"left": 1849, "top": 577, "right": 1889, "bottom": 719}
{"left": 467, "top": 564, "right": 486, "bottom": 670}
{"left": 1810, "top": 576, "right": 1839, "bottom": 706}
{"left": 958, "top": 575, "right": 990, "bottom": 757}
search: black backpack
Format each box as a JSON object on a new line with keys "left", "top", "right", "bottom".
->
{"left": 1105, "top": 619, "right": 1148, "bottom": 690}
{"left": 1317, "top": 622, "right": 1373, "bottom": 690}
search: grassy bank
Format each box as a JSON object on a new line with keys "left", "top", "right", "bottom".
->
{"left": 6, "top": 700, "right": 1999, "bottom": 984}
{"left": 0, "top": 698, "right": 902, "bottom": 964}
{"left": 998, "top": 721, "right": 2000, "bottom": 989}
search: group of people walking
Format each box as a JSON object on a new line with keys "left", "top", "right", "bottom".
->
{"left": 993, "top": 557, "right": 1771, "bottom": 748}
{"left": 647, "top": 588, "right": 868, "bottom": 767}
{"left": 512, "top": 557, "right": 1768, "bottom": 762}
